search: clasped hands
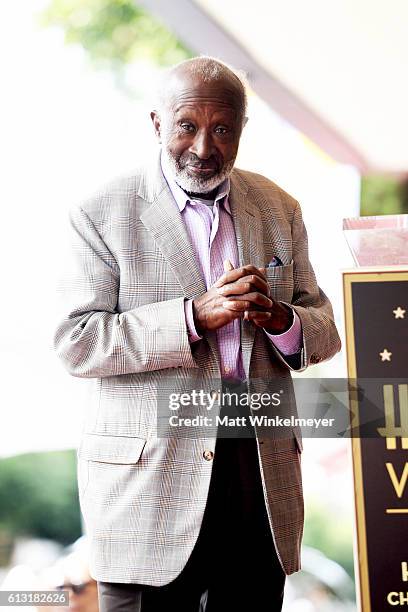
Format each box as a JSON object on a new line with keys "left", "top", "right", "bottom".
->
{"left": 192, "top": 262, "right": 293, "bottom": 334}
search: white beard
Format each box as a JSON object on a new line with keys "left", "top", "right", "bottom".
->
{"left": 161, "top": 146, "right": 235, "bottom": 194}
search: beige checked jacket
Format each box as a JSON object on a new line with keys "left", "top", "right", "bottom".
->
{"left": 54, "top": 155, "right": 341, "bottom": 585}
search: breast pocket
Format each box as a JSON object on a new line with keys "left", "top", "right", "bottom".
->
{"left": 265, "top": 262, "right": 294, "bottom": 303}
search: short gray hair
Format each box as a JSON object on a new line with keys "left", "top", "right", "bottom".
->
{"left": 155, "top": 55, "right": 248, "bottom": 123}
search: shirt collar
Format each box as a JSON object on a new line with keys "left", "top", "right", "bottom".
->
{"left": 160, "top": 150, "right": 231, "bottom": 214}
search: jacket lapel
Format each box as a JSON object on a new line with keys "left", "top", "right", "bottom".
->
{"left": 229, "top": 171, "right": 265, "bottom": 379}
{"left": 139, "top": 157, "right": 207, "bottom": 300}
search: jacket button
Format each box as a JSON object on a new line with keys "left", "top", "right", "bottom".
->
{"left": 203, "top": 450, "right": 214, "bottom": 461}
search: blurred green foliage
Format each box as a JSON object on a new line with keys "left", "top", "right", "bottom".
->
{"left": 40, "top": 0, "right": 191, "bottom": 68}
{"left": 361, "top": 175, "right": 407, "bottom": 216}
{"left": 304, "top": 501, "right": 355, "bottom": 580}
{"left": 0, "top": 450, "right": 81, "bottom": 548}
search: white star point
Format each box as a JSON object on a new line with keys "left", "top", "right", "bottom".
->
{"left": 380, "top": 349, "right": 392, "bottom": 362}
{"left": 393, "top": 306, "right": 406, "bottom": 319}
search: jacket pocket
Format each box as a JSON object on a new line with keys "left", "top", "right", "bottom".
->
{"left": 77, "top": 433, "right": 147, "bottom": 464}
{"left": 265, "top": 262, "right": 293, "bottom": 278}
{"left": 265, "top": 263, "right": 294, "bottom": 302}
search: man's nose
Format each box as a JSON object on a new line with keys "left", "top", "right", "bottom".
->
{"left": 190, "top": 130, "right": 214, "bottom": 159}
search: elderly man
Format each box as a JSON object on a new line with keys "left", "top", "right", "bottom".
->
{"left": 54, "top": 56, "right": 341, "bottom": 611}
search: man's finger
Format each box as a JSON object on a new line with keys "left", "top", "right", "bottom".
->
{"left": 214, "top": 265, "right": 267, "bottom": 288}
{"left": 216, "top": 275, "right": 269, "bottom": 297}
{"left": 222, "top": 300, "right": 251, "bottom": 312}
{"left": 222, "top": 292, "right": 273, "bottom": 309}
{"left": 244, "top": 310, "right": 273, "bottom": 322}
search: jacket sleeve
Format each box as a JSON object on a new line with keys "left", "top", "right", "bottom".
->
{"left": 53, "top": 205, "right": 197, "bottom": 378}
{"left": 273, "top": 201, "right": 341, "bottom": 372}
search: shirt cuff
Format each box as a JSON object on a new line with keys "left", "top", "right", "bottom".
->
{"left": 264, "top": 308, "right": 303, "bottom": 355}
{"left": 184, "top": 298, "right": 203, "bottom": 343}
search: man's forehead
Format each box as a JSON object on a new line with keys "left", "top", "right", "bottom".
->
{"left": 172, "top": 100, "right": 238, "bottom": 116}
{"left": 165, "top": 72, "right": 243, "bottom": 112}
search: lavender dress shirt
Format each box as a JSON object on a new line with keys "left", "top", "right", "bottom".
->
{"left": 161, "top": 155, "right": 302, "bottom": 381}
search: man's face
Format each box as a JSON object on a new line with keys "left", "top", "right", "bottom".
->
{"left": 151, "top": 73, "right": 244, "bottom": 194}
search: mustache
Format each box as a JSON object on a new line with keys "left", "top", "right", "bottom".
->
{"left": 179, "top": 154, "right": 220, "bottom": 170}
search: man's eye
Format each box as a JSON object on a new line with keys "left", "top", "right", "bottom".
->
{"left": 180, "top": 123, "right": 195, "bottom": 132}
{"left": 215, "top": 127, "right": 229, "bottom": 135}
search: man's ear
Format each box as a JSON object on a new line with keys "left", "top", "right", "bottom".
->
{"left": 150, "top": 110, "right": 162, "bottom": 143}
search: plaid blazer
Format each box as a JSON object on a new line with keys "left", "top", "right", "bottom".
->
{"left": 54, "top": 155, "right": 341, "bottom": 585}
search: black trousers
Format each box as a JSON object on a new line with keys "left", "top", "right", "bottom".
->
{"left": 98, "top": 391, "right": 286, "bottom": 612}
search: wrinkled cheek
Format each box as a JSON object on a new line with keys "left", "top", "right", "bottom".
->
{"left": 162, "top": 142, "right": 184, "bottom": 170}
{"left": 222, "top": 154, "right": 237, "bottom": 173}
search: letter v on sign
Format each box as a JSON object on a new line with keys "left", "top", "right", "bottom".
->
{"left": 386, "top": 462, "right": 408, "bottom": 498}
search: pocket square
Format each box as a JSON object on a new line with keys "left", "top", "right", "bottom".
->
{"left": 265, "top": 256, "right": 283, "bottom": 268}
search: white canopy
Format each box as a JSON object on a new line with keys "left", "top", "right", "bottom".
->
{"left": 142, "top": 0, "right": 408, "bottom": 174}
